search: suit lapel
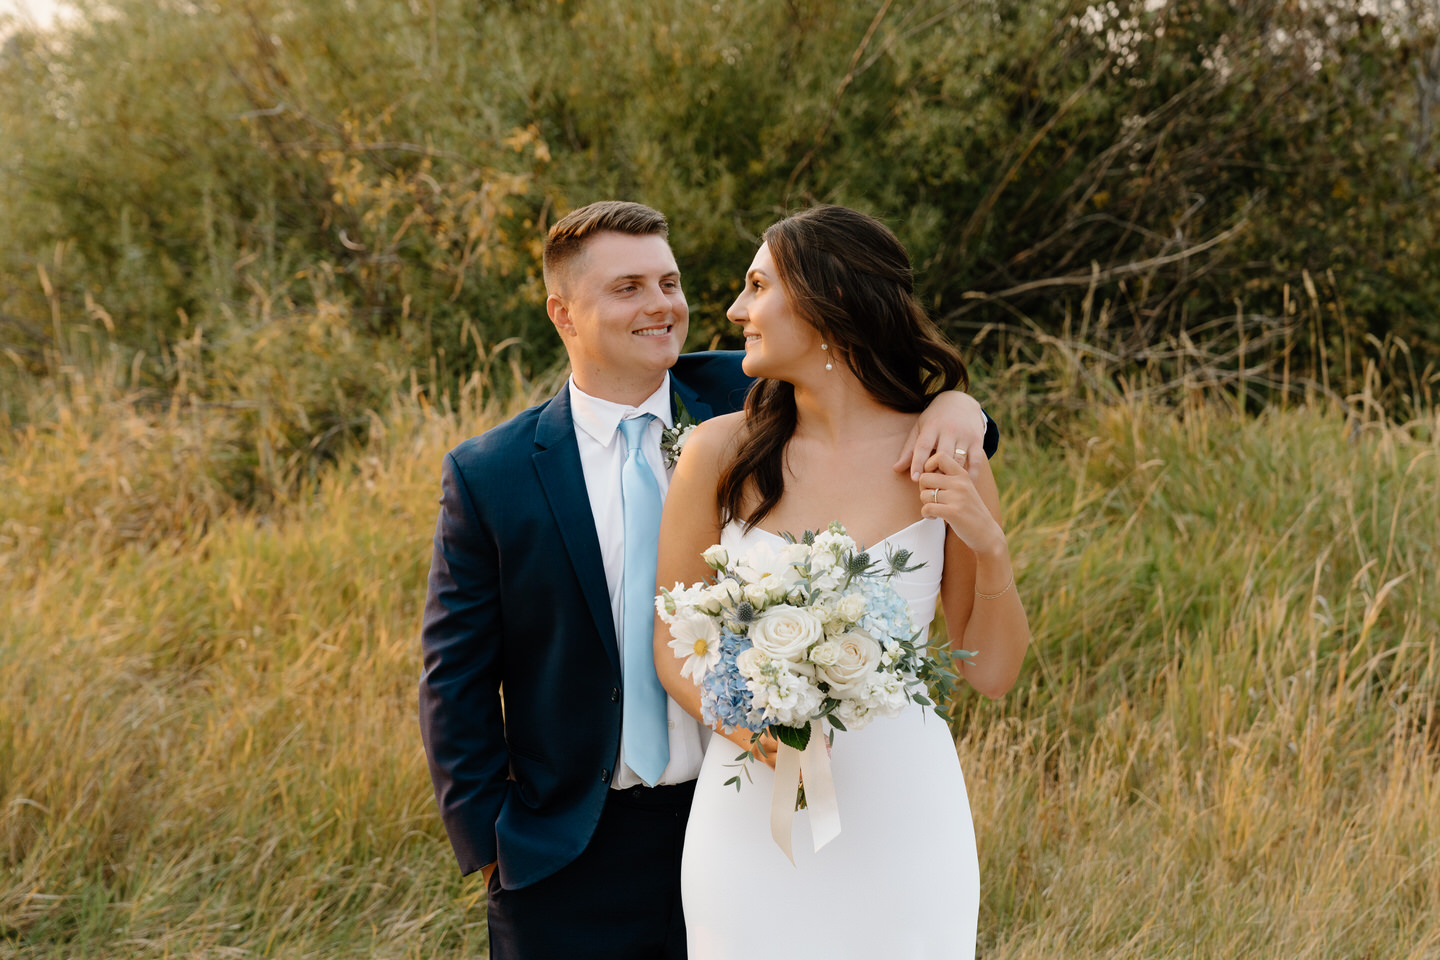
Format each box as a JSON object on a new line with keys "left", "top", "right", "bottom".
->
{"left": 670, "top": 376, "right": 714, "bottom": 424}
{"left": 532, "top": 388, "right": 621, "bottom": 677}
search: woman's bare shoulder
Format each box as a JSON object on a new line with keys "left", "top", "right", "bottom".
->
{"left": 680, "top": 412, "right": 747, "bottom": 466}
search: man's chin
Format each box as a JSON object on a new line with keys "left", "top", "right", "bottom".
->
{"left": 637, "top": 338, "right": 684, "bottom": 371}
{"left": 612, "top": 351, "right": 682, "bottom": 383}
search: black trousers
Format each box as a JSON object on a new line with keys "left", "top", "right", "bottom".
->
{"left": 486, "top": 781, "right": 696, "bottom": 960}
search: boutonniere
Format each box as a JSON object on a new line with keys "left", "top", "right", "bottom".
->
{"left": 661, "top": 396, "right": 699, "bottom": 471}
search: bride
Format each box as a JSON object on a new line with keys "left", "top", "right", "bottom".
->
{"left": 653, "top": 205, "right": 1030, "bottom": 958}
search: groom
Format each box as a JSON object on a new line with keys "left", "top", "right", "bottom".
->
{"left": 418, "top": 200, "right": 998, "bottom": 959}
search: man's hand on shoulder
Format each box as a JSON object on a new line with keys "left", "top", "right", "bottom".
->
{"left": 895, "top": 391, "right": 991, "bottom": 480}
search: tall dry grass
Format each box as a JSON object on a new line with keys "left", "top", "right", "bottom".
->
{"left": 2, "top": 341, "right": 1438, "bottom": 957}
{"left": 1, "top": 355, "right": 558, "bottom": 957}
{"left": 965, "top": 395, "right": 1440, "bottom": 958}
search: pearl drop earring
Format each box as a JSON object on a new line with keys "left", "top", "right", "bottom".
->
{"left": 821, "top": 343, "right": 832, "bottom": 371}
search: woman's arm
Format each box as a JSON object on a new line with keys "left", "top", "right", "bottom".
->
{"left": 652, "top": 413, "right": 778, "bottom": 761}
{"left": 919, "top": 451, "right": 1030, "bottom": 699}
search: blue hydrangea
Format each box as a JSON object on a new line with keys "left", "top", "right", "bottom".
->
{"left": 857, "top": 578, "right": 916, "bottom": 644}
{"left": 699, "top": 628, "right": 763, "bottom": 733}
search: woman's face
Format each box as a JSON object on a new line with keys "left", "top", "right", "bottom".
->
{"left": 726, "top": 242, "right": 827, "bottom": 381}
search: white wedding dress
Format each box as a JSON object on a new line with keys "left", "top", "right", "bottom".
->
{"left": 681, "top": 517, "right": 980, "bottom": 959}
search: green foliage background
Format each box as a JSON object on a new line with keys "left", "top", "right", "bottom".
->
{"left": 3, "top": 0, "right": 1438, "bottom": 489}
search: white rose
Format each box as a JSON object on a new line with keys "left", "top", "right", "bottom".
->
{"left": 701, "top": 545, "right": 729, "bottom": 570}
{"left": 703, "top": 579, "right": 742, "bottom": 613}
{"left": 837, "top": 594, "right": 867, "bottom": 622}
{"left": 735, "top": 646, "right": 768, "bottom": 680}
{"left": 818, "top": 630, "right": 883, "bottom": 695}
{"left": 749, "top": 604, "right": 823, "bottom": 663}
{"left": 743, "top": 582, "right": 770, "bottom": 608}
{"left": 764, "top": 577, "right": 792, "bottom": 602}
{"left": 809, "top": 639, "right": 842, "bottom": 668}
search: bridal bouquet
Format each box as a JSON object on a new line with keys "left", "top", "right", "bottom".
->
{"left": 656, "top": 522, "right": 965, "bottom": 789}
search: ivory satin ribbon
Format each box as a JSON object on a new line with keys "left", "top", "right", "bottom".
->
{"left": 769, "top": 725, "right": 841, "bottom": 864}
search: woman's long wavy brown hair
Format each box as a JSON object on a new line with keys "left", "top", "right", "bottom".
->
{"left": 718, "top": 205, "right": 969, "bottom": 529}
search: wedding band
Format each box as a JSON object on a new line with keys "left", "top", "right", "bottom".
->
{"left": 931, "top": 488, "right": 940, "bottom": 503}
{"left": 955, "top": 448, "right": 967, "bottom": 458}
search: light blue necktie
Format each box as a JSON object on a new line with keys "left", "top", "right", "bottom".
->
{"left": 618, "top": 414, "right": 670, "bottom": 786}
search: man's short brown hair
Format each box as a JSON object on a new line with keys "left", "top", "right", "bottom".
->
{"left": 542, "top": 201, "right": 670, "bottom": 293}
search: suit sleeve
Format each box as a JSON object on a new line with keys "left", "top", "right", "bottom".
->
{"left": 982, "top": 409, "right": 999, "bottom": 458}
{"left": 672, "top": 350, "right": 754, "bottom": 415}
{"left": 418, "top": 450, "right": 509, "bottom": 876}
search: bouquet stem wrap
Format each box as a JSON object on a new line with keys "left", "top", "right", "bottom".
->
{"left": 770, "top": 725, "right": 841, "bottom": 863}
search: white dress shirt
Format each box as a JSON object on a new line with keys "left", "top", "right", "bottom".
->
{"left": 568, "top": 374, "right": 708, "bottom": 788}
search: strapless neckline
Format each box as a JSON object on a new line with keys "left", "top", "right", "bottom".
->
{"left": 746, "top": 516, "right": 938, "bottom": 553}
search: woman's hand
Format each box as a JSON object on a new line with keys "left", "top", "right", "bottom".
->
{"left": 917, "top": 450, "right": 1006, "bottom": 560}
{"left": 724, "top": 728, "right": 780, "bottom": 770}
{"left": 894, "top": 391, "right": 988, "bottom": 481}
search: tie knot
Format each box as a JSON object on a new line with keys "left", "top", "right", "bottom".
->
{"left": 618, "top": 414, "right": 655, "bottom": 452}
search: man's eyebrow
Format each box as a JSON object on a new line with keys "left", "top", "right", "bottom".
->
{"left": 608, "top": 270, "right": 681, "bottom": 283}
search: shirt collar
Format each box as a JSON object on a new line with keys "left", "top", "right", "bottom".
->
{"left": 568, "top": 373, "right": 675, "bottom": 448}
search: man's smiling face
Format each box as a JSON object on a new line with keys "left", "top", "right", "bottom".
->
{"left": 548, "top": 231, "right": 690, "bottom": 402}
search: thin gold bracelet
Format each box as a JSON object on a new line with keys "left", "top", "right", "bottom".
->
{"left": 975, "top": 573, "right": 1014, "bottom": 601}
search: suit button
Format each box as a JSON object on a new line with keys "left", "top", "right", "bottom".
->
{"left": 600, "top": 768, "right": 611, "bottom": 783}
{"left": 610, "top": 688, "right": 620, "bottom": 702}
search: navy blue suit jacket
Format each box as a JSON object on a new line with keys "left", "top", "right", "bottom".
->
{"left": 418, "top": 352, "right": 754, "bottom": 890}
